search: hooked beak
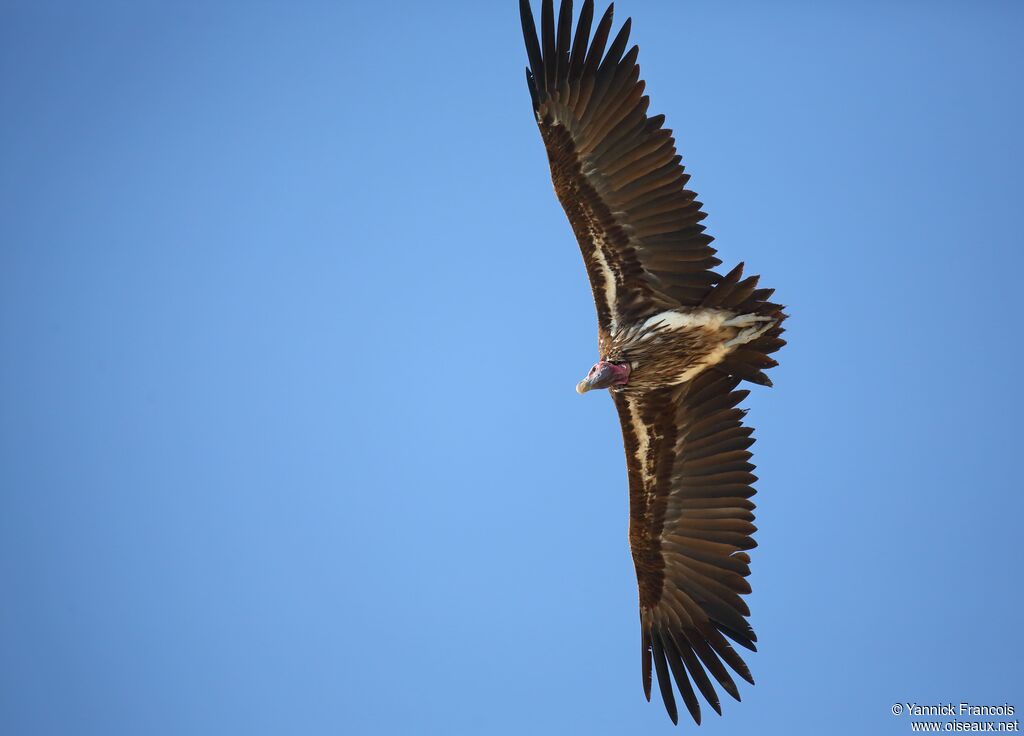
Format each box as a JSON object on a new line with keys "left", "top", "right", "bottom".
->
{"left": 576, "top": 363, "right": 617, "bottom": 394}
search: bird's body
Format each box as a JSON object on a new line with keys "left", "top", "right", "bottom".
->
{"left": 599, "top": 307, "right": 776, "bottom": 393}
{"left": 519, "top": 0, "right": 787, "bottom": 726}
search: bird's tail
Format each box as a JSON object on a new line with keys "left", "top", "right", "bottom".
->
{"left": 702, "top": 262, "right": 787, "bottom": 387}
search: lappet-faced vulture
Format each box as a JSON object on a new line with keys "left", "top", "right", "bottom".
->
{"left": 519, "top": 0, "right": 787, "bottom": 724}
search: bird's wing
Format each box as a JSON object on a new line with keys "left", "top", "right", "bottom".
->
{"left": 613, "top": 371, "right": 762, "bottom": 725}
{"left": 520, "top": 0, "right": 725, "bottom": 339}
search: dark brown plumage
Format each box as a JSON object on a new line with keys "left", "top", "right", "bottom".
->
{"left": 519, "top": 0, "right": 787, "bottom": 725}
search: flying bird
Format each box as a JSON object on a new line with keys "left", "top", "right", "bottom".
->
{"left": 519, "top": 0, "right": 786, "bottom": 725}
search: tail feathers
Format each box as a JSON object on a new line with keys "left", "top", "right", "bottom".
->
{"left": 706, "top": 262, "right": 787, "bottom": 386}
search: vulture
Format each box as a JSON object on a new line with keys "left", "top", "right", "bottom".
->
{"left": 519, "top": 0, "right": 787, "bottom": 726}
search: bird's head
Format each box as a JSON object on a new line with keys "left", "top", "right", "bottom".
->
{"left": 576, "top": 360, "right": 631, "bottom": 394}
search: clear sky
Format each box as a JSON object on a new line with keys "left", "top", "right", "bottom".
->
{"left": 2, "top": 1, "right": 1022, "bottom": 734}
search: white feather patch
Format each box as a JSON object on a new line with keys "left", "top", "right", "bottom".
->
{"left": 639, "top": 308, "right": 737, "bottom": 334}
{"left": 626, "top": 395, "right": 656, "bottom": 489}
{"left": 675, "top": 344, "right": 730, "bottom": 384}
{"left": 590, "top": 231, "right": 619, "bottom": 331}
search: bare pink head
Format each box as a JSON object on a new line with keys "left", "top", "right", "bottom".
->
{"left": 576, "top": 360, "right": 631, "bottom": 394}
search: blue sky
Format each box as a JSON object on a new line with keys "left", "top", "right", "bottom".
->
{"left": 2, "top": 1, "right": 1022, "bottom": 734}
